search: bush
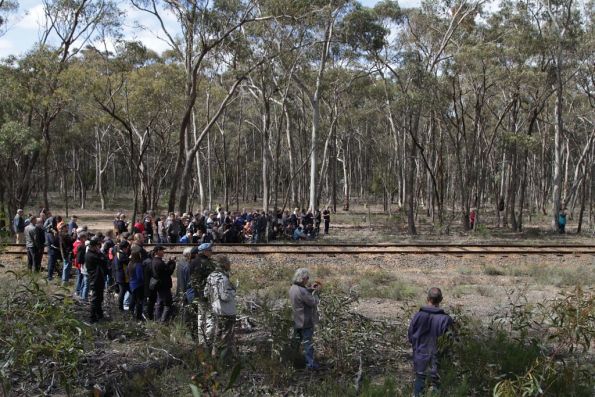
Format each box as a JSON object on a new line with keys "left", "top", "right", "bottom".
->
{"left": 0, "top": 271, "right": 91, "bottom": 396}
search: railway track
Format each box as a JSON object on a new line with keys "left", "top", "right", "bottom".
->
{"left": 3, "top": 243, "right": 595, "bottom": 256}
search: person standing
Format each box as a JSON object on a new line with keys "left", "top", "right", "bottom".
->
{"left": 72, "top": 232, "right": 88, "bottom": 298}
{"left": 408, "top": 287, "right": 453, "bottom": 397}
{"left": 204, "top": 256, "right": 236, "bottom": 359}
{"left": 113, "top": 240, "right": 131, "bottom": 311}
{"left": 191, "top": 243, "right": 216, "bottom": 342}
{"left": 86, "top": 237, "right": 109, "bottom": 323}
{"left": 322, "top": 208, "right": 331, "bottom": 235}
{"left": 67, "top": 215, "right": 78, "bottom": 236}
{"left": 25, "top": 217, "right": 44, "bottom": 272}
{"left": 13, "top": 209, "right": 25, "bottom": 244}
{"left": 289, "top": 268, "right": 321, "bottom": 369}
{"left": 128, "top": 246, "right": 145, "bottom": 321}
{"left": 558, "top": 208, "right": 568, "bottom": 234}
{"left": 58, "top": 223, "right": 74, "bottom": 285}
{"left": 151, "top": 245, "right": 176, "bottom": 322}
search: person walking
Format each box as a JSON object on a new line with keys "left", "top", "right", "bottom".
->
{"left": 13, "top": 209, "right": 25, "bottom": 244}
{"left": 86, "top": 236, "right": 109, "bottom": 323}
{"left": 204, "top": 256, "right": 236, "bottom": 359}
{"left": 289, "top": 268, "right": 321, "bottom": 369}
{"left": 408, "top": 287, "right": 453, "bottom": 397}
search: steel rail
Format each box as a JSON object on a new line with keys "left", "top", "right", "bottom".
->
{"left": 3, "top": 249, "right": 595, "bottom": 256}
{"left": 3, "top": 242, "right": 595, "bottom": 248}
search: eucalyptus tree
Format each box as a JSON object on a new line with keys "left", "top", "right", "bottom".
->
{"left": 91, "top": 41, "right": 183, "bottom": 217}
{"left": 16, "top": 0, "right": 121, "bottom": 211}
{"left": 0, "top": 0, "right": 18, "bottom": 35}
{"left": 130, "top": 0, "right": 278, "bottom": 213}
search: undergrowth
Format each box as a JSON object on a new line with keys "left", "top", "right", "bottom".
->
{"left": 0, "top": 270, "right": 91, "bottom": 396}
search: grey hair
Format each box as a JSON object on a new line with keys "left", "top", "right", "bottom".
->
{"left": 292, "top": 268, "right": 310, "bottom": 284}
{"left": 182, "top": 247, "right": 193, "bottom": 258}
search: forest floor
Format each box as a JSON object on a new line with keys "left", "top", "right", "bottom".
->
{"left": 1, "top": 204, "right": 594, "bottom": 396}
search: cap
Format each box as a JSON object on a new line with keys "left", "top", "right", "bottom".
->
{"left": 89, "top": 236, "right": 102, "bottom": 247}
{"left": 198, "top": 243, "right": 212, "bottom": 252}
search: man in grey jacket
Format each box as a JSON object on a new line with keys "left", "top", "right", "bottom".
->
{"left": 289, "top": 267, "right": 321, "bottom": 369}
{"left": 25, "top": 217, "right": 45, "bottom": 272}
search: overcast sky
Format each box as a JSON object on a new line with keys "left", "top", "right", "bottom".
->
{"left": 0, "top": 0, "right": 422, "bottom": 58}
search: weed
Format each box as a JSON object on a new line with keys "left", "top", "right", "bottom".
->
{"left": 482, "top": 265, "right": 505, "bottom": 276}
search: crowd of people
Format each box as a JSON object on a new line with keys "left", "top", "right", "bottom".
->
{"left": 11, "top": 207, "right": 452, "bottom": 394}
{"left": 107, "top": 207, "right": 332, "bottom": 244}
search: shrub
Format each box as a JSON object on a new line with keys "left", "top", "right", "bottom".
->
{"left": 0, "top": 271, "right": 91, "bottom": 396}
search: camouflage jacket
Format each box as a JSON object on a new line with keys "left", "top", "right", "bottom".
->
{"left": 188, "top": 255, "right": 216, "bottom": 301}
{"left": 204, "top": 268, "right": 236, "bottom": 316}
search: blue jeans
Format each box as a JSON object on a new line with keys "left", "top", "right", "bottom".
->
{"left": 81, "top": 274, "right": 89, "bottom": 300}
{"left": 75, "top": 268, "right": 83, "bottom": 295}
{"left": 47, "top": 250, "right": 58, "bottom": 280}
{"left": 295, "top": 327, "right": 316, "bottom": 368}
{"left": 61, "top": 258, "right": 72, "bottom": 282}
{"left": 414, "top": 371, "right": 440, "bottom": 396}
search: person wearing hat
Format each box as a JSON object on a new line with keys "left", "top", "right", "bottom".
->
{"left": 85, "top": 236, "right": 109, "bottom": 323}
{"left": 204, "top": 255, "right": 236, "bottom": 358}
{"left": 150, "top": 245, "right": 176, "bottom": 322}
{"left": 113, "top": 240, "right": 131, "bottom": 311}
{"left": 127, "top": 244, "right": 145, "bottom": 320}
{"left": 189, "top": 243, "right": 216, "bottom": 341}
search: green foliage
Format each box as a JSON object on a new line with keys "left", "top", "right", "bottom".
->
{"left": 0, "top": 271, "right": 91, "bottom": 396}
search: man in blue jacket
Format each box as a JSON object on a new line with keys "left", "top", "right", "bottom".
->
{"left": 408, "top": 287, "right": 453, "bottom": 396}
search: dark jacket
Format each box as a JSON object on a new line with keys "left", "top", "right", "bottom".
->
{"left": 113, "top": 250, "right": 130, "bottom": 284}
{"left": 408, "top": 306, "right": 453, "bottom": 374}
{"left": 188, "top": 255, "right": 215, "bottom": 301}
{"left": 142, "top": 256, "right": 154, "bottom": 296}
{"left": 13, "top": 215, "right": 25, "bottom": 233}
{"left": 128, "top": 261, "right": 144, "bottom": 292}
{"left": 85, "top": 249, "right": 109, "bottom": 289}
{"left": 59, "top": 233, "right": 73, "bottom": 258}
{"left": 151, "top": 256, "right": 175, "bottom": 290}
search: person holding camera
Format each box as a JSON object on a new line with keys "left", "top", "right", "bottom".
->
{"left": 289, "top": 268, "right": 321, "bottom": 369}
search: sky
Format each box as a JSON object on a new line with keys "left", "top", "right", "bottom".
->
{"left": 0, "top": 0, "right": 422, "bottom": 58}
